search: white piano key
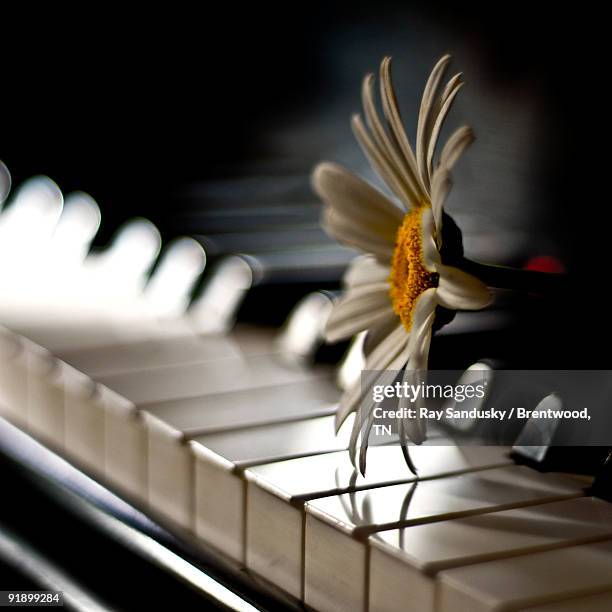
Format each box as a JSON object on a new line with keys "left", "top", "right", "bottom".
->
{"left": 10, "top": 219, "right": 163, "bottom": 353}
{"left": 96, "top": 287, "right": 334, "bottom": 403}
{"left": 245, "top": 445, "right": 511, "bottom": 599}
{"left": 369, "top": 496, "right": 612, "bottom": 612}
{"left": 438, "top": 539, "right": 612, "bottom": 612}
{"left": 273, "top": 291, "right": 332, "bottom": 362}
{"left": 0, "top": 178, "right": 65, "bottom": 333}
{"left": 17, "top": 317, "right": 167, "bottom": 354}
{"left": 98, "top": 356, "right": 332, "bottom": 505}
{"left": 0, "top": 176, "right": 63, "bottom": 254}
{"left": 189, "top": 414, "right": 353, "bottom": 562}
{"left": 97, "top": 353, "right": 327, "bottom": 405}
{"left": 0, "top": 326, "right": 27, "bottom": 426}
{"left": 49, "top": 192, "right": 101, "bottom": 265}
{"left": 188, "top": 255, "right": 253, "bottom": 334}
{"left": 62, "top": 368, "right": 119, "bottom": 480}
{"left": 520, "top": 590, "right": 612, "bottom": 611}
{"left": 144, "top": 377, "right": 338, "bottom": 435}
{"left": 84, "top": 218, "right": 161, "bottom": 301}
{"left": 24, "top": 341, "right": 65, "bottom": 449}
{"left": 57, "top": 319, "right": 286, "bottom": 378}
{"left": 50, "top": 317, "right": 271, "bottom": 372}
{"left": 103, "top": 388, "right": 146, "bottom": 505}
{"left": 336, "top": 332, "right": 365, "bottom": 391}
{"left": 303, "top": 466, "right": 584, "bottom": 612}
{"left": 9, "top": 302, "right": 177, "bottom": 357}
{"left": 142, "top": 237, "right": 206, "bottom": 319}
{"left": 227, "top": 324, "right": 280, "bottom": 356}
{"left": 59, "top": 332, "right": 242, "bottom": 377}
{"left": 230, "top": 322, "right": 312, "bottom": 358}
{"left": 97, "top": 300, "right": 332, "bottom": 514}
{"left": 144, "top": 413, "right": 193, "bottom": 527}
{"left": 139, "top": 377, "right": 338, "bottom": 529}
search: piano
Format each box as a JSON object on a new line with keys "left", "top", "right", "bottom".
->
{"left": 2, "top": 5, "right": 612, "bottom": 608}
{"left": 0, "top": 151, "right": 611, "bottom": 612}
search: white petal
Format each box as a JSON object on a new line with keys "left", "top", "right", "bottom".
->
{"left": 399, "top": 368, "right": 429, "bottom": 443}
{"left": 406, "top": 287, "right": 437, "bottom": 359}
{"left": 335, "top": 323, "right": 409, "bottom": 429}
{"left": 436, "top": 264, "right": 492, "bottom": 310}
{"left": 416, "top": 55, "right": 451, "bottom": 191}
{"left": 407, "top": 316, "right": 435, "bottom": 371}
{"left": 426, "top": 77, "right": 464, "bottom": 180}
{"left": 347, "top": 408, "right": 364, "bottom": 465}
{"left": 399, "top": 304, "right": 436, "bottom": 444}
{"left": 358, "top": 315, "right": 434, "bottom": 467}
{"left": 350, "top": 365, "right": 400, "bottom": 467}
{"left": 322, "top": 208, "right": 394, "bottom": 262}
{"left": 325, "top": 287, "right": 394, "bottom": 343}
{"left": 351, "top": 115, "right": 420, "bottom": 210}
{"left": 349, "top": 365, "right": 408, "bottom": 467}
{"left": 430, "top": 167, "right": 452, "bottom": 238}
{"left": 379, "top": 57, "right": 426, "bottom": 197}
{"left": 403, "top": 313, "right": 435, "bottom": 448}
{"left": 344, "top": 255, "right": 390, "bottom": 289}
{"left": 363, "top": 310, "right": 400, "bottom": 356}
{"left": 419, "top": 207, "right": 441, "bottom": 270}
{"left": 441, "top": 71, "right": 463, "bottom": 104}
{"left": 439, "top": 125, "right": 474, "bottom": 170}
{"left": 362, "top": 72, "right": 423, "bottom": 204}
{"left": 358, "top": 402, "right": 379, "bottom": 474}
{"left": 398, "top": 420, "right": 420, "bottom": 473}
{"left": 364, "top": 322, "right": 410, "bottom": 371}
{"left": 313, "top": 161, "right": 403, "bottom": 230}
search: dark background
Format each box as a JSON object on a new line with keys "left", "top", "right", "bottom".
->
{"left": 0, "top": 2, "right": 606, "bottom": 360}
{"left": 0, "top": 4, "right": 598, "bottom": 232}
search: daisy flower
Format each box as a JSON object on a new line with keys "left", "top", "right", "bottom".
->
{"left": 313, "top": 55, "right": 493, "bottom": 473}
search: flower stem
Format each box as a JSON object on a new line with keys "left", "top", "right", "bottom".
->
{"left": 460, "top": 258, "right": 566, "bottom": 294}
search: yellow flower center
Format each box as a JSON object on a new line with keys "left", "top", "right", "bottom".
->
{"left": 389, "top": 207, "right": 439, "bottom": 331}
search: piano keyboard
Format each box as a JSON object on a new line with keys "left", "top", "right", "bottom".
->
{"left": 245, "top": 445, "right": 513, "bottom": 599}
{"left": 1, "top": 168, "right": 611, "bottom": 611}
{"left": 437, "top": 540, "right": 612, "bottom": 611}
{"left": 303, "top": 467, "right": 584, "bottom": 611}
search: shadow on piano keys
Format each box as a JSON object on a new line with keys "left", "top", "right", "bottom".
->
{"left": 1, "top": 166, "right": 612, "bottom": 611}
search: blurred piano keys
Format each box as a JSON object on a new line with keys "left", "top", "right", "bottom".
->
{"left": 174, "top": 170, "right": 358, "bottom": 327}
{"left": 0, "top": 327, "right": 27, "bottom": 429}
{"left": 95, "top": 349, "right": 328, "bottom": 406}
{"left": 101, "top": 292, "right": 340, "bottom": 507}
{"left": 60, "top": 332, "right": 243, "bottom": 378}
{"left": 173, "top": 170, "right": 324, "bottom": 238}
